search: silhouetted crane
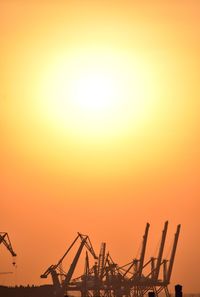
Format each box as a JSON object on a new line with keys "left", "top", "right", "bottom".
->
{"left": 0, "top": 232, "right": 16, "bottom": 258}
{"left": 41, "top": 232, "right": 98, "bottom": 297}
{"left": 0, "top": 231, "right": 16, "bottom": 269}
{"left": 40, "top": 223, "right": 181, "bottom": 297}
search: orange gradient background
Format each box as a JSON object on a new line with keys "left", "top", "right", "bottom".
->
{"left": 1, "top": 0, "right": 199, "bottom": 293}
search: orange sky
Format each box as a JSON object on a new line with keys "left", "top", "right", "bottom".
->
{"left": 1, "top": 0, "right": 200, "bottom": 293}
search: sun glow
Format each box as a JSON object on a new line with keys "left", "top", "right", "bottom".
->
{"left": 70, "top": 69, "right": 117, "bottom": 113}
{"left": 39, "top": 48, "right": 157, "bottom": 140}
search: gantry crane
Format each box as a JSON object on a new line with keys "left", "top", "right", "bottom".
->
{"left": 80, "top": 222, "right": 180, "bottom": 297}
{"left": 128, "top": 223, "right": 181, "bottom": 297}
{"left": 41, "top": 232, "right": 98, "bottom": 297}
{"left": 41, "top": 223, "right": 181, "bottom": 297}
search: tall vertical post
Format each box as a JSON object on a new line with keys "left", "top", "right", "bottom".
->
{"left": 137, "top": 223, "right": 150, "bottom": 278}
{"left": 154, "top": 221, "right": 168, "bottom": 280}
{"left": 166, "top": 225, "right": 181, "bottom": 283}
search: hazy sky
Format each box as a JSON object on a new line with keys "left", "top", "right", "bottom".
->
{"left": 1, "top": 0, "right": 200, "bottom": 293}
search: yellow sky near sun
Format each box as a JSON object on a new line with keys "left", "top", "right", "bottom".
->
{"left": 1, "top": 0, "right": 200, "bottom": 293}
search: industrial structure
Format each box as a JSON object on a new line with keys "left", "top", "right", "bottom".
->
{"left": 0, "top": 232, "right": 16, "bottom": 260}
{"left": 41, "top": 222, "right": 181, "bottom": 297}
{"left": 0, "top": 232, "right": 16, "bottom": 277}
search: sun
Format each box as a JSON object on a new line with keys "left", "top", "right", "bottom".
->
{"left": 70, "top": 69, "right": 116, "bottom": 113}
{"left": 38, "top": 48, "right": 156, "bottom": 140}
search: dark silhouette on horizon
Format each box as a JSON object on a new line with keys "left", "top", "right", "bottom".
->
{"left": 0, "top": 223, "right": 181, "bottom": 297}
{"left": 39, "top": 222, "right": 181, "bottom": 297}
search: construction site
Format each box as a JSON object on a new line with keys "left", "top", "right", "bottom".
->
{"left": 0, "top": 222, "right": 181, "bottom": 297}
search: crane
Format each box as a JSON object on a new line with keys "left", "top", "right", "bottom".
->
{"left": 0, "top": 232, "right": 16, "bottom": 266}
{"left": 0, "top": 232, "right": 16, "bottom": 280}
{"left": 41, "top": 232, "right": 98, "bottom": 297}
{"left": 50, "top": 222, "right": 181, "bottom": 297}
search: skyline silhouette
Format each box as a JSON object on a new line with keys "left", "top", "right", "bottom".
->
{"left": 1, "top": 0, "right": 199, "bottom": 294}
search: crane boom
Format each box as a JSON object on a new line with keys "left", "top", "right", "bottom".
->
{"left": 166, "top": 224, "right": 181, "bottom": 283}
{"left": 137, "top": 222, "right": 150, "bottom": 278}
{"left": 57, "top": 234, "right": 80, "bottom": 268}
{"left": 154, "top": 221, "right": 168, "bottom": 280}
{"left": 41, "top": 234, "right": 80, "bottom": 280}
{"left": 41, "top": 233, "right": 97, "bottom": 297}
{"left": 63, "top": 238, "right": 86, "bottom": 285}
